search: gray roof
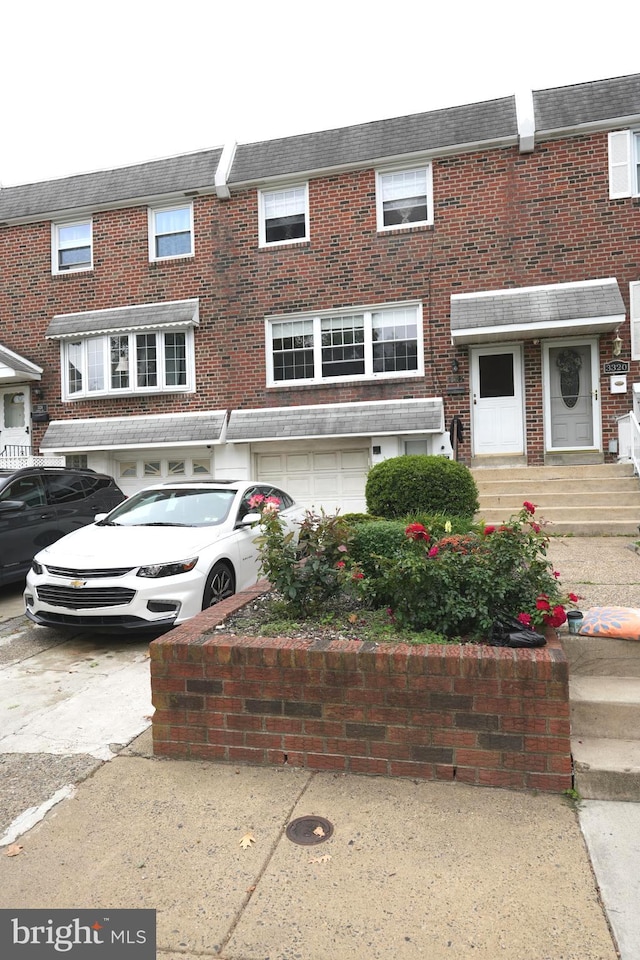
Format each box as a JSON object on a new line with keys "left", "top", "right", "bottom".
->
{"left": 228, "top": 98, "right": 517, "bottom": 184}
{"left": 226, "top": 399, "right": 444, "bottom": 442}
{"left": 533, "top": 73, "right": 640, "bottom": 132}
{"left": 40, "top": 411, "right": 227, "bottom": 451}
{"left": 0, "top": 149, "right": 222, "bottom": 223}
{"left": 450, "top": 278, "right": 625, "bottom": 344}
{"left": 46, "top": 299, "right": 199, "bottom": 339}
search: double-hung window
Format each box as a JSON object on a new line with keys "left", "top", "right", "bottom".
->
{"left": 63, "top": 328, "right": 193, "bottom": 399}
{"left": 266, "top": 302, "right": 423, "bottom": 386}
{"left": 52, "top": 219, "right": 93, "bottom": 274}
{"left": 149, "top": 202, "right": 194, "bottom": 260}
{"left": 259, "top": 184, "right": 309, "bottom": 246}
{"left": 608, "top": 131, "right": 640, "bottom": 198}
{"left": 376, "top": 165, "right": 433, "bottom": 230}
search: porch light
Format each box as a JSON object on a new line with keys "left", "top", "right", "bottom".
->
{"left": 612, "top": 333, "right": 623, "bottom": 357}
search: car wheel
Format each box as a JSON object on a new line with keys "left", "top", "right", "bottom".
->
{"left": 203, "top": 561, "right": 235, "bottom": 608}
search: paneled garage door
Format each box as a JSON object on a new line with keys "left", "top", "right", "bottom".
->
{"left": 256, "top": 444, "right": 370, "bottom": 514}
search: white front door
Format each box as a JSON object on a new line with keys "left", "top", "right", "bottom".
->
{"left": 0, "top": 387, "right": 31, "bottom": 452}
{"left": 471, "top": 346, "right": 524, "bottom": 456}
{"left": 544, "top": 340, "right": 601, "bottom": 451}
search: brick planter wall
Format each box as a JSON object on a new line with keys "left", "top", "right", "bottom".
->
{"left": 150, "top": 583, "right": 572, "bottom": 793}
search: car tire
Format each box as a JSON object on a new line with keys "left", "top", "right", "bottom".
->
{"left": 202, "top": 561, "right": 235, "bottom": 609}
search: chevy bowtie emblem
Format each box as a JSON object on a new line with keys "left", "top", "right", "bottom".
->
{"left": 69, "top": 580, "right": 87, "bottom": 588}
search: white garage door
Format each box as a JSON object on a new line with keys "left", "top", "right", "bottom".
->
{"left": 256, "top": 443, "right": 370, "bottom": 514}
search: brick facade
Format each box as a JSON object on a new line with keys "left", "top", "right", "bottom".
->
{"left": 150, "top": 583, "right": 572, "bottom": 793}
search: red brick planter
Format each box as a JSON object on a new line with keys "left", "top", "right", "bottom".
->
{"left": 150, "top": 581, "right": 572, "bottom": 792}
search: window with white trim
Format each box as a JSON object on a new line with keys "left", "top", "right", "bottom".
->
{"left": 52, "top": 219, "right": 93, "bottom": 274}
{"left": 259, "top": 185, "right": 309, "bottom": 246}
{"left": 62, "top": 328, "right": 194, "bottom": 400}
{"left": 608, "top": 131, "right": 640, "bottom": 199}
{"left": 631, "top": 281, "right": 640, "bottom": 361}
{"left": 376, "top": 165, "right": 433, "bottom": 230}
{"left": 266, "top": 303, "right": 423, "bottom": 386}
{"left": 148, "top": 202, "right": 194, "bottom": 260}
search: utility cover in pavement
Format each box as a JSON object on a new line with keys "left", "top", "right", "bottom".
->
{"left": 286, "top": 816, "right": 334, "bottom": 845}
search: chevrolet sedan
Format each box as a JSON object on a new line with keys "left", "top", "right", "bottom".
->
{"left": 24, "top": 480, "right": 303, "bottom": 633}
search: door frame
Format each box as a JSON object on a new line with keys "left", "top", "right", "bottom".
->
{"left": 0, "top": 384, "right": 32, "bottom": 453}
{"left": 542, "top": 337, "right": 601, "bottom": 452}
{"left": 470, "top": 343, "right": 525, "bottom": 457}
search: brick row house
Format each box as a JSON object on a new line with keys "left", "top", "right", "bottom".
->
{"left": 1, "top": 73, "right": 639, "bottom": 510}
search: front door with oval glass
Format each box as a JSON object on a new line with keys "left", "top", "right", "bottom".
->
{"left": 470, "top": 346, "right": 524, "bottom": 456}
{"left": 545, "top": 341, "right": 600, "bottom": 450}
{"left": 0, "top": 387, "right": 31, "bottom": 454}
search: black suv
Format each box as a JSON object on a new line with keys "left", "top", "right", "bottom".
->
{"left": 0, "top": 467, "right": 126, "bottom": 586}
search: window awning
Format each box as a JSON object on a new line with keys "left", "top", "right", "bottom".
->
{"left": 450, "top": 278, "right": 625, "bottom": 345}
{"left": 226, "top": 398, "right": 444, "bottom": 442}
{"left": 0, "top": 343, "right": 43, "bottom": 383}
{"left": 40, "top": 411, "right": 227, "bottom": 452}
{"left": 46, "top": 298, "right": 200, "bottom": 340}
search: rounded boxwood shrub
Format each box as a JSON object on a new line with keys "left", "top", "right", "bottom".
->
{"left": 365, "top": 455, "right": 479, "bottom": 520}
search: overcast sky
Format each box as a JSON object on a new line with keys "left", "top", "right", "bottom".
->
{"left": 1, "top": 0, "right": 638, "bottom": 187}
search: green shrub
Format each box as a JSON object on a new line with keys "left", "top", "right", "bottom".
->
{"left": 365, "top": 456, "right": 479, "bottom": 519}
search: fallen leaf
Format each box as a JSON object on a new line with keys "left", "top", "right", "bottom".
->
{"left": 5, "top": 844, "right": 24, "bottom": 857}
{"left": 239, "top": 832, "right": 256, "bottom": 849}
{"left": 308, "top": 854, "right": 331, "bottom": 864}
{"left": 348, "top": 613, "right": 358, "bottom": 624}
{"left": 313, "top": 825, "right": 326, "bottom": 837}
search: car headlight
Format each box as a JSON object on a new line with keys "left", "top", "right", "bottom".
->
{"left": 31, "top": 559, "right": 44, "bottom": 575}
{"left": 137, "top": 557, "right": 198, "bottom": 578}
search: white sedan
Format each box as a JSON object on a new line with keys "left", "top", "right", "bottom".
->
{"left": 24, "top": 480, "right": 303, "bottom": 633}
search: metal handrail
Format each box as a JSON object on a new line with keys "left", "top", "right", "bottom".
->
{"left": 0, "top": 444, "right": 32, "bottom": 457}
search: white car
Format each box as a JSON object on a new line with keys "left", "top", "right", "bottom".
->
{"left": 24, "top": 480, "right": 303, "bottom": 634}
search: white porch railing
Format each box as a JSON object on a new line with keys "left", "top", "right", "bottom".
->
{"left": 0, "top": 454, "right": 65, "bottom": 469}
{"left": 617, "top": 411, "right": 640, "bottom": 477}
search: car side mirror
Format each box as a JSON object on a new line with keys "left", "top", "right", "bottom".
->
{"left": 0, "top": 499, "right": 26, "bottom": 514}
{"left": 238, "top": 512, "right": 261, "bottom": 526}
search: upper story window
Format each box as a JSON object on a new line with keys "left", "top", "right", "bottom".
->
{"left": 608, "top": 131, "right": 640, "bottom": 199}
{"left": 62, "top": 328, "right": 194, "bottom": 400}
{"left": 266, "top": 302, "right": 423, "bottom": 386}
{"left": 259, "top": 185, "right": 309, "bottom": 246}
{"left": 52, "top": 219, "right": 93, "bottom": 274}
{"left": 148, "top": 202, "right": 194, "bottom": 260}
{"left": 376, "top": 165, "right": 433, "bottom": 231}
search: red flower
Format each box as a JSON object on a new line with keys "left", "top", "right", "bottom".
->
{"left": 531, "top": 522, "right": 541, "bottom": 533}
{"left": 336, "top": 561, "right": 345, "bottom": 569}
{"left": 484, "top": 525, "right": 496, "bottom": 535}
{"left": 352, "top": 571, "right": 364, "bottom": 580}
{"left": 536, "top": 596, "right": 551, "bottom": 612}
{"left": 428, "top": 546, "right": 440, "bottom": 558}
{"left": 405, "top": 523, "right": 430, "bottom": 541}
{"left": 568, "top": 592, "right": 579, "bottom": 603}
{"left": 553, "top": 570, "right": 561, "bottom": 579}
{"left": 523, "top": 501, "right": 536, "bottom": 515}
{"left": 517, "top": 612, "right": 533, "bottom": 627}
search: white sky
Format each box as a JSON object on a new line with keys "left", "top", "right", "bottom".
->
{"left": 1, "top": 0, "right": 638, "bottom": 187}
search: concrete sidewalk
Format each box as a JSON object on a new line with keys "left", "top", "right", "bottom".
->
{"left": 0, "top": 727, "right": 617, "bottom": 960}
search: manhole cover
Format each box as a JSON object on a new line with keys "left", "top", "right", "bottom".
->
{"left": 286, "top": 816, "right": 334, "bottom": 845}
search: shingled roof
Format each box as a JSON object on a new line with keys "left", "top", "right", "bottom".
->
{"left": 227, "top": 97, "right": 518, "bottom": 185}
{"left": 533, "top": 73, "right": 640, "bottom": 133}
{"left": 46, "top": 299, "right": 200, "bottom": 339}
{"left": 0, "top": 149, "right": 222, "bottom": 223}
{"left": 40, "top": 411, "right": 227, "bottom": 451}
{"left": 226, "top": 399, "right": 444, "bottom": 442}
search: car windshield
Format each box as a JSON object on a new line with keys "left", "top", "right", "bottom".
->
{"left": 99, "top": 488, "right": 237, "bottom": 527}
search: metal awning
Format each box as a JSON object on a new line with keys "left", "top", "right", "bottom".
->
{"left": 46, "top": 298, "right": 200, "bottom": 340}
{"left": 226, "top": 398, "right": 444, "bottom": 442}
{"left": 0, "top": 343, "right": 43, "bottom": 383}
{"left": 40, "top": 411, "right": 227, "bottom": 452}
{"left": 450, "top": 278, "right": 625, "bottom": 345}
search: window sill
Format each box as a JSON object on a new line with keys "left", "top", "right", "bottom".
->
{"left": 377, "top": 223, "right": 433, "bottom": 236}
{"left": 267, "top": 373, "right": 424, "bottom": 392}
{"left": 259, "top": 240, "right": 310, "bottom": 252}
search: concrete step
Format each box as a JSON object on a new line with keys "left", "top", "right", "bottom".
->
{"left": 471, "top": 463, "right": 635, "bottom": 481}
{"left": 572, "top": 737, "right": 640, "bottom": 801}
{"left": 475, "top": 478, "right": 640, "bottom": 494}
{"left": 479, "top": 492, "right": 640, "bottom": 508}
{"left": 569, "top": 676, "right": 640, "bottom": 740}
{"left": 561, "top": 634, "right": 640, "bottom": 678}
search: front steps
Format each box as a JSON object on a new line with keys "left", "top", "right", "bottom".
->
{"left": 472, "top": 462, "right": 640, "bottom": 536}
{"left": 561, "top": 632, "right": 640, "bottom": 801}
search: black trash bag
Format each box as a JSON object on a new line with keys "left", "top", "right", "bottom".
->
{"left": 488, "top": 617, "right": 546, "bottom": 648}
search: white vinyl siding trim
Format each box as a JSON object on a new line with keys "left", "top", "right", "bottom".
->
{"left": 631, "top": 281, "right": 640, "bottom": 361}
{"left": 608, "top": 130, "right": 634, "bottom": 199}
